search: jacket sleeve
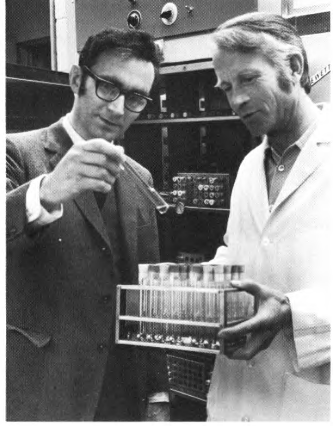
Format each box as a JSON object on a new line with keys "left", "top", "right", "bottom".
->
{"left": 6, "top": 139, "right": 32, "bottom": 246}
{"left": 287, "top": 289, "right": 330, "bottom": 371}
{"left": 6, "top": 138, "right": 49, "bottom": 250}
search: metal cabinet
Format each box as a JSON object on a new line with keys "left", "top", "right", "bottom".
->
{"left": 75, "top": 0, "right": 258, "bottom": 51}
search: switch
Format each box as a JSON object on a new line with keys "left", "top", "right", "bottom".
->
{"left": 160, "top": 3, "right": 178, "bottom": 25}
{"left": 127, "top": 10, "right": 142, "bottom": 29}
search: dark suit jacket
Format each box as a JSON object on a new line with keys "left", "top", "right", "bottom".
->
{"left": 6, "top": 119, "right": 167, "bottom": 421}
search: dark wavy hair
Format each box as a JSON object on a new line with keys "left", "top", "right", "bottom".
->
{"left": 78, "top": 28, "right": 163, "bottom": 93}
{"left": 212, "top": 12, "right": 311, "bottom": 94}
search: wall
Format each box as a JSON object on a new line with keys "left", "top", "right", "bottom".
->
{"left": 6, "top": 0, "right": 50, "bottom": 63}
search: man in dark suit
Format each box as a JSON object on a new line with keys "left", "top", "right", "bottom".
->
{"left": 6, "top": 28, "right": 169, "bottom": 421}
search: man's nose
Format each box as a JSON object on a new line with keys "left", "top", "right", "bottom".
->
{"left": 229, "top": 89, "right": 250, "bottom": 111}
{"left": 107, "top": 94, "right": 126, "bottom": 116}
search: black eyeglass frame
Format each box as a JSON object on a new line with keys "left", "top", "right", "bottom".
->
{"left": 83, "top": 65, "right": 153, "bottom": 112}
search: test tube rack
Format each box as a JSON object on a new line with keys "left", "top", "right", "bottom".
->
{"left": 115, "top": 283, "right": 254, "bottom": 354}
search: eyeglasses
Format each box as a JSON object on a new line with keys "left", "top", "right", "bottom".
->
{"left": 83, "top": 66, "right": 152, "bottom": 113}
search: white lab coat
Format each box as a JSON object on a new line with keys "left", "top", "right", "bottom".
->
{"left": 207, "top": 107, "right": 332, "bottom": 421}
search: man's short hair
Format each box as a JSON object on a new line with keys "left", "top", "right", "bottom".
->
{"left": 212, "top": 12, "right": 311, "bottom": 94}
{"left": 78, "top": 28, "right": 163, "bottom": 91}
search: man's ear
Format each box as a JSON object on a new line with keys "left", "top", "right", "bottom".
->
{"left": 69, "top": 65, "right": 83, "bottom": 95}
{"left": 289, "top": 53, "right": 304, "bottom": 83}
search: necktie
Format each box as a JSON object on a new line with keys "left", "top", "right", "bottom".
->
{"left": 94, "top": 191, "right": 107, "bottom": 210}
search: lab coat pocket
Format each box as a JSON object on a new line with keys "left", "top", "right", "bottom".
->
{"left": 280, "top": 372, "right": 330, "bottom": 421}
{"left": 7, "top": 324, "right": 51, "bottom": 348}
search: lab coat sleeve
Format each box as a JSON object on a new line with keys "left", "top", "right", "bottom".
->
{"left": 208, "top": 245, "right": 230, "bottom": 264}
{"left": 208, "top": 156, "right": 249, "bottom": 265}
{"left": 287, "top": 289, "right": 331, "bottom": 370}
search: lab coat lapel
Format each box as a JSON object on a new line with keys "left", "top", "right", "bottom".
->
{"left": 44, "top": 120, "right": 111, "bottom": 249}
{"left": 273, "top": 124, "right": 330, "bottom": 210}
{"left": 249, "top": 143, "right": 271, "bottom": 231}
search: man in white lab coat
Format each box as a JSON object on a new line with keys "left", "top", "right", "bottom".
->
{"left": 207, "top": 12, "right": 331, "bottom": 421}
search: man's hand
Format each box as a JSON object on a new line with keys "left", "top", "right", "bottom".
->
{"left": 219, "top": 280, "right": 292, "bottom": 360}
{"left": 40, "top": 139, "right": 126, "bottom": 211}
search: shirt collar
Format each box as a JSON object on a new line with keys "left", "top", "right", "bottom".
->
{"left": 62, "top": 113, "right": 86, "bottom": 145}
{"left": 264, "top": 115, "right": 319, "bottom": 163}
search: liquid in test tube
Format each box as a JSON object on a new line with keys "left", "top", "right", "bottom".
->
{"left": 138, "top": 264, "right": 149, "bottom": 323}
{"left": 203, "top": 265, "right": 214, "bottom": 322}
{"left": 223, "top": 265, "right": 232, "bottom": 284}
{"left": 169, "top": 264, "right": 181, "bottom": 321}
{"left": 213, "top": 265, "right": 225, "bottom": 323}
{"left": 179, "top": 264, "right": 189, "bottom": 321}
{"left": 190, "top": 264, "right": 203, "bottom": 322}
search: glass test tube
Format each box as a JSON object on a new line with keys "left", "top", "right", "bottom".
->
{"left": 190, "top": 264, "right": 203, "bottom": 322}
{"left": 159, "top": 263, "right": 170, "bottom": 335}
{"left": 213, "top": 265, "right": 225, "bottom": 323}
{"left": 148, "top": 264, "right": 160, "bottom": 335}
{"left": 179, "top": 264, "right": 189, "bottom": 320}
{"left": 169, "top": 264, "right": 180, "bottom": 337}
{"left": 203, "top": 265, "right": 215, "bottom": 322}
{"left": 124, "top": 161, "right": 170, "bottom": 214}
{"left": 138, "top": 264, "right": 149, "bottom": 335}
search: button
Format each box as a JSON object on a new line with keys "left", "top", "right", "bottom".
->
{"left": 277, "top": 164, "right": 285, "bottom": 172}
{"left": 8, "top": 226, "right": 17, "bottom": 236}
{"left": 269, "top": 205, "right": 273, "bottom": 213}
{"left": 247, "top": 360, "right": 255, "bottom": 368}
{"left": 262, "top": 237, "right": 270, "bottom": 246}
{"left": 241, "top": 415, "right": 250, "bottom": 421}
{"left": 101, "top": 295, "right": 111, "bottom": 304}
{"left": 97, "top": 343, "right": 107, "bottom": 352}
{"left": 101, "top": 247, "right": 107, "bottom": 252}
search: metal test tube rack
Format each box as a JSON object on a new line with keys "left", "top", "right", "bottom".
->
{"left": 115, "top": 284, "right": 254, "bottom": 354}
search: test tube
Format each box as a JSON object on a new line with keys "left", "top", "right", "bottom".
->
{"left": 159, "top": 263, "right": 170, "bottom": 336}
{"left": 169, "top": 264, "right": 181, "bottom": 338}
{"left": 223, "top": 265, "right": 232, "bottom": 284}
{"left": 179, "top": 264, "right": 189, "bottom": 320}
{"left": 124, "top": 160, "right": 169, "bottom": 214}
{"left": 203, "top": 265, "right": 215, "bottom": 322}
{"left": 189, "top": 264, "right": 203, "bottom": 324}
{"left": 148, "top": 264, "right": 160, "bottom": 335}
{"left": 138, "top": 264, "right": 149, "bottom": 330}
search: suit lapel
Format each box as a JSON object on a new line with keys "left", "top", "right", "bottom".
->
{"left": 43, "top": 120, "right": 73, "bottom": 171}
{"left": 74, "top": 191, "right": 111, "bottom": 249}
{"left": 116, "top": 164, "right": 138, "bottom": 281}
{"left": 43, "top": 119, "right": 111, "bottom": 249}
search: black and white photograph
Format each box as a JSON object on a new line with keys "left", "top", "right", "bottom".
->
{"left": 5, "top": 0, "right": 331, "bottom": 421}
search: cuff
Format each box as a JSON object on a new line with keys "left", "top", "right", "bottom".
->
{"left": 208, "top": 245, "right": 229, "bottom": 264}
{"left": 26, "top": 175, "right": 63, "bottom": 225}
{"left": 148, "top": 392, "right": 170, "bottom": 403}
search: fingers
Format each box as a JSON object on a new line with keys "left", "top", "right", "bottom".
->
{"left": 218, "top": 315, "right": 260, "bottom": 338}
{"left": 230, "top": 279, "right": 266, "bottom": 297}
{"left": 223, "top": 330, "right": 275, "bottom": 360}
{"left": 83, "top": 177, "right": 114, "bottom": 193}
{"left": 80, "top": 152, "right": 124, "bottom": 179}
{"left": 223, "top": 335, "right": 247, "bottom": 357}
{"left": 82, "top": 138, "right": 126, "bottom": 166}
{"left": 70, "top": 140, "right": 126, "bottom": 192}
{"left": 75, "top": 163, "right": 121, "bottom": 195}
